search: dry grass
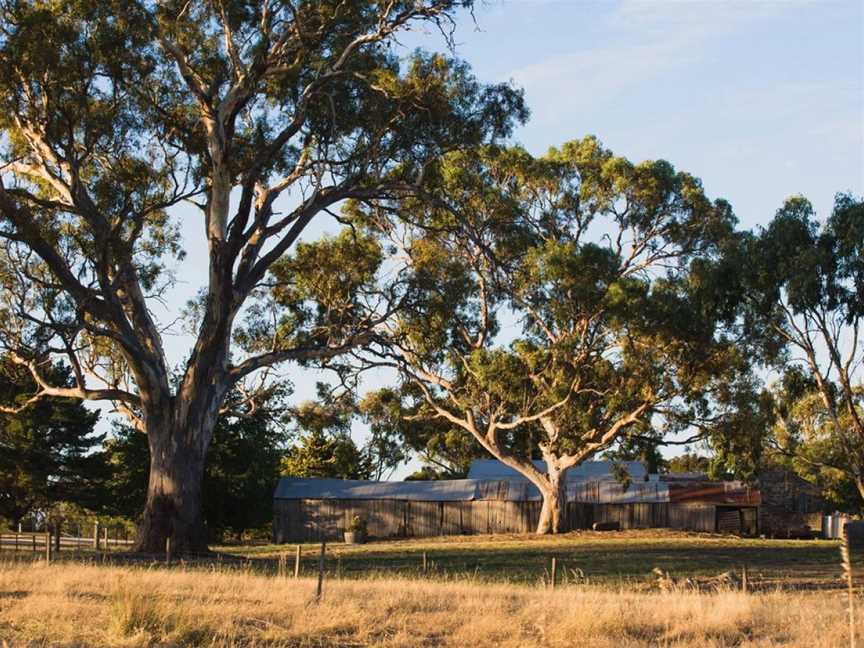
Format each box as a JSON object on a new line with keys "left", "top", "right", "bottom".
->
{"left": 0, "top": 561, "right": 859, "bottom": 647}
{"left": 221, "top": 529, "right": 844, "bottom": 589}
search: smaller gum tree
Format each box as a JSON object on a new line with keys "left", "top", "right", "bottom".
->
{"left": 743, "top": 194, "right": 864, "bottom": 503}
{"left": 356, "top": 138, "right": 759, "bottom": 533}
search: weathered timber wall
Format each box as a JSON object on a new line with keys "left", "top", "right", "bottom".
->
{"left": 273, "top": 499, "right": 544, "bottom": 542}
{"left": 273, "top": 499, "right": 745, "bottom": 542}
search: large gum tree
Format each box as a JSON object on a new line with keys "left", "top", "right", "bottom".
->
{"left": 359, "top": 140, "right": 759, "bottom": 533}
{"left": 0, "top": 0, "right": 524, "bottom": 552}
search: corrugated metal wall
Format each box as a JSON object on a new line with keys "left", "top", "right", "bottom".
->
{"left": 273, "top": 498, "right": 741, "bottom": 542}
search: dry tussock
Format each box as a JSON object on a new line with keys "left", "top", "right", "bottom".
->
{"left": 0, "top": 560, "right": 858, "bottom": 647}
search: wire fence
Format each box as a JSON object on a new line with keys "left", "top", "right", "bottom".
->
{"left": 2, "top": 537, "right": 853, "bottom": 596}
{"left": 0, "top": 527, "right": 134, "bottom": 554}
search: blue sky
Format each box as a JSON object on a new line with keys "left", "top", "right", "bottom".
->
{"left": 118, "top": 0, "right": 864, "bottom": 474}
{"left": 419, "top": 0, "right": 863, "bottom": 225}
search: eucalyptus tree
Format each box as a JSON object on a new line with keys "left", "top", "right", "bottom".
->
{"left": 0, "top": 0, "right": 524, "bottom": 551}
{"left": 767, "top": 367, "right": 863, "bottom": 512}
{"left": 745, "top": 194, "right": 864, "bottom": 501}
{"left": 359, "top": 139, "right": 755, "bottom": 533}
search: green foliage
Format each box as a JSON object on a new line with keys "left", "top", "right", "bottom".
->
{"left": 346, "top": 515, "right": 367, "bottom": 534}
{"left": 766, "top": 368, "right": 863, "bottom": 512}
{"left": 359, "top": 387, "right": 483, "bottom": 476}
{"left": 0, "top": 359, "right": 103, "bottom": 526}
{"left": 404, "top": 466, "right": 451, "bottom": 481}
{"left": 281, "top": 431, "right": 371, "bottom": 481}
{"left": 355, "top": 389, "right": 410, "bottom": 478}
{"left": 666, "top": 452, "right": 711, "bottom": 474}
{"left": 281, "top": 387, "right": 409, "bottom": 481}
{"left": 703, "top": 376, "right": 774, "bottom": 482}
{"left": 603, "top": 433, "right": 668, "bottom": 476}
{"left": 280, "top": 392, "right": 402, "bottom": 481}
{"left": 239, "top": 229, "right": 384, "bottom": 356}
{"left": 101, "top": 425, "right": 149, "bottom": 521}
{"left": 202, "top": 412, "right": 288, "bottom": 539}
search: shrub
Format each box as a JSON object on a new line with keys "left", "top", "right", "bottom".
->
{"left": 347, "top": 515, "right": 367, "bottom": 534}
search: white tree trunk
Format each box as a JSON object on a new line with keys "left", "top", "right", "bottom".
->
{"left": 535, "top": 466, "right": 568, "bottom": 534}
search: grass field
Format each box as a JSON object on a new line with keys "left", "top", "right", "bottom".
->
{"left": 0, "top": 560, "right": 859, "bottom": 647}
{"left": 217, "top": 529, "right": 844, "bottom": 590}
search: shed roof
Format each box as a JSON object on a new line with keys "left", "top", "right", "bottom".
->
{"left": 466, "top": 459, "right": 647, "bottom": 482}
{"left": 273, "top": 476, "right": 672, "bottom": 503}
{"left": 274, "top": 478, "right": 487, "bottom": 501}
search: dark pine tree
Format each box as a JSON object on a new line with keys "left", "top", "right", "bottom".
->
{"left": 0, "top": 359, "right": 102, "bottom": 527}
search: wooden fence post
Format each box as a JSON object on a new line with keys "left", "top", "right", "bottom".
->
{"left": 45, "top": 529, "right": 51, "bottom": 563}
{"left": 550, "top": 557, "right": 557, "bottom": 590}
{"left": 14, "top": 533, "right": 18, "bottom": 552}
{"left": 315, "top": 541, "right": 326, "bottom": 602}
{"left": 294, "top": 544, "right": 301, "bottom": 579}
{"left": 841, "top": 521, "right": 864, "bottom": 648}
{"left": 165, "top": 537, "right": 172, "bottom": 565}
{"left": 31, "top": 533, "right": 36, "bottom": 553}
{"left": 741, "top": 565, "right": 748, "bottom": 593}
{"left": 54, "top": 523, "right": 61, "bottom": 554}
{"left": 103, "top": 526, "right": 108, "bottom": 551}
{"left": 93, "top": 521, "right": 100, "bottom": 551}
{"left": 422, "top": 551, "right": 428, "bottom": 575}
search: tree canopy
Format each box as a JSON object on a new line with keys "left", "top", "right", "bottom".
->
{"left": 359, "top": 386, "right": 484, "bottom": 477}
{"left": 765, "top": 367, "right": 863, "bottom": 512}
{"left": 282, "top": 390, "right": 407, "bottom": 480}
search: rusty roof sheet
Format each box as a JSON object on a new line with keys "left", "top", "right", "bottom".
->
{"left": 668, "top": 481, "right": 761, "bottom": 506}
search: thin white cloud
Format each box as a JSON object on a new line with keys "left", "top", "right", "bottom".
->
{"left": 603, "top": 75, "right": 863, "bottom": 223}
{"left": 510, "top": 38, "right": 698, "bottom": 122}
{"left": 609, "top": 0, "right": 796, "bottom": 34}
{"left": 509, "top": 0, "right": 808, "bottom": 126}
